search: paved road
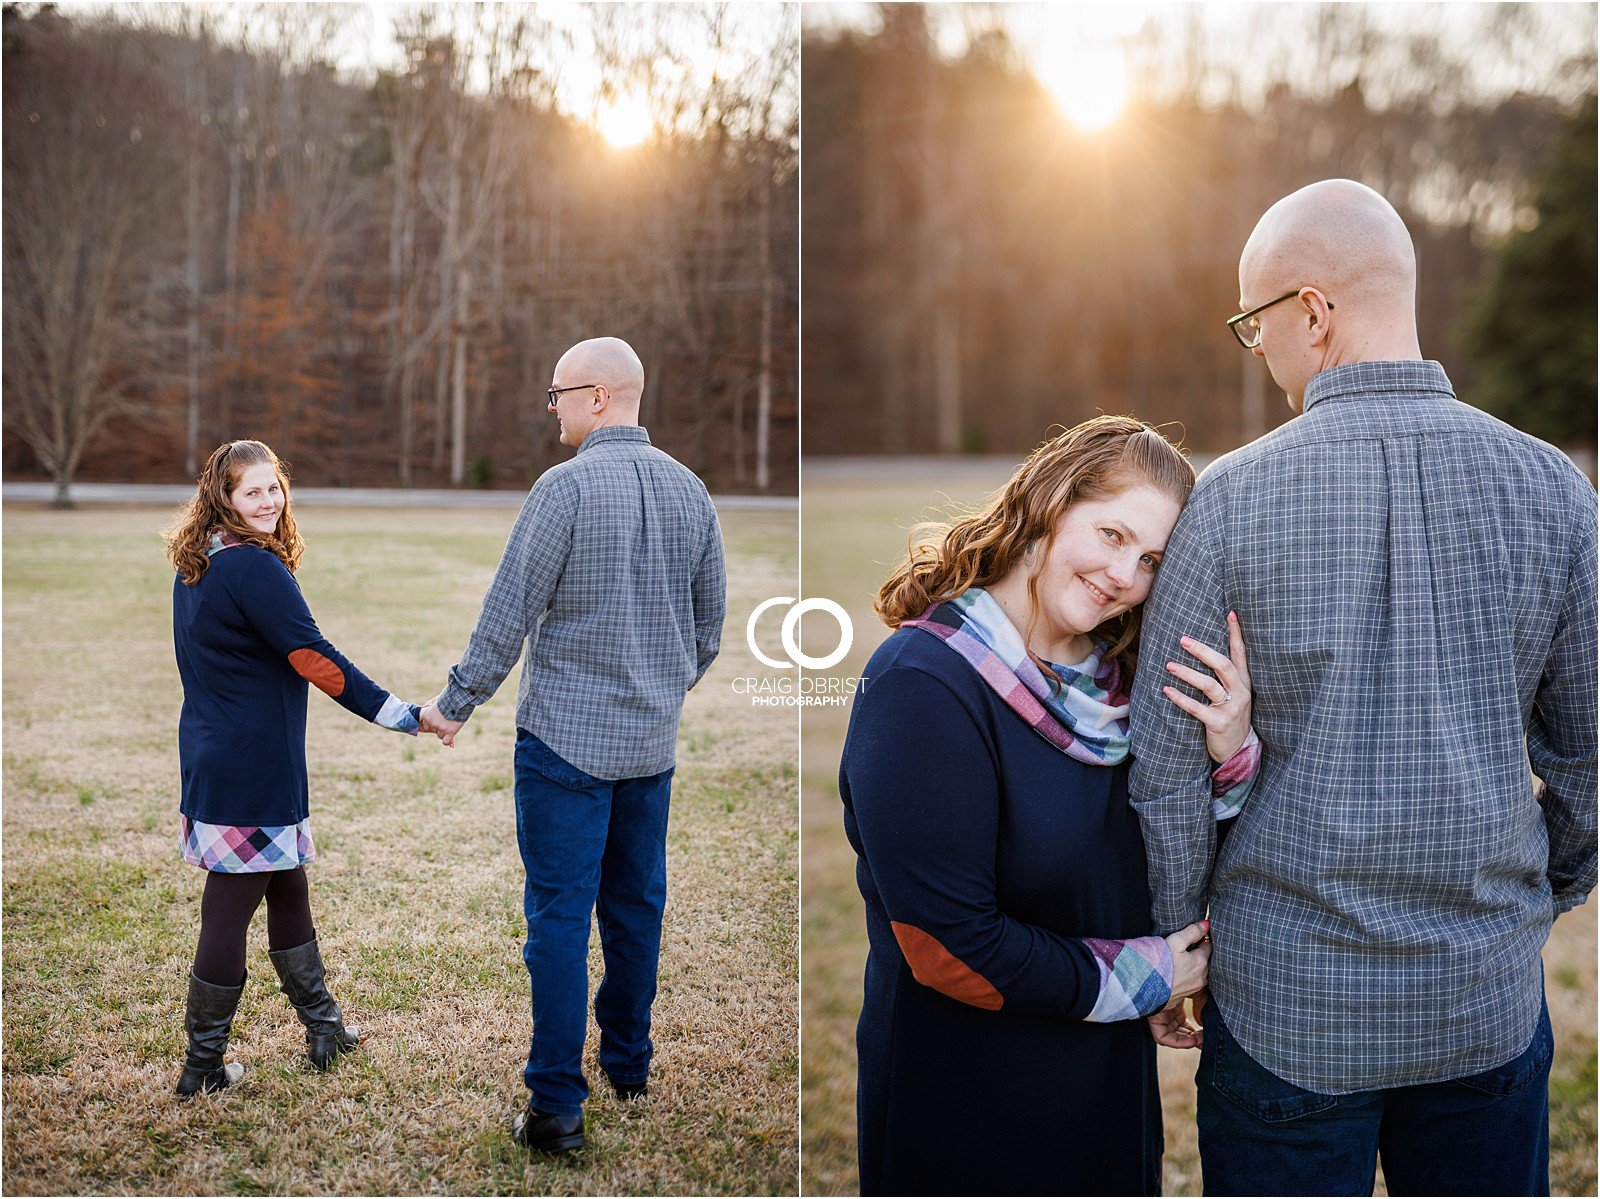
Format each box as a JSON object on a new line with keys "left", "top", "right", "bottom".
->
{"left": 2, "top": 482, "right": 796, "bottom": 511}
{"left": 12, "top": 445, "right": 1589, "bottom": 507}
{"left": 806, "top": 448, "right": 1593, "bottom": 481}
{"left": 803, "top": 454, "right": 1219, "bottom": 480}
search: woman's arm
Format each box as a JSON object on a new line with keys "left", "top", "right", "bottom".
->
{"left": 233, "top": 553, "right": 420, "bottom": 736}
{"left": 845, "top": 664, "right": 1206, "bottom": 1021}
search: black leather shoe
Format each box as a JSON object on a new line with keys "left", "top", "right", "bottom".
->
{"left": 606, "top": 1074, "right": 648, "bottom": 1101}
{"left": 511, "top": 1104, "right": 584, "bottom": 1154}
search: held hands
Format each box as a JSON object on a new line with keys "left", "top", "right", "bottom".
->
{"left": 1150, "top": 920, "right": 1211, "bottom": 1050}
{"left": 419, "top": 699, "right": 465, "bottom": 748}
{"left": 1162, "top": 611, "right": 1254, "bottom": 762}
{"left": 1164, "top": 919, "right": 1210, "bottom": 1001}
{"left": 1150, "top": 990, "right": 1209, "bottom": 1050}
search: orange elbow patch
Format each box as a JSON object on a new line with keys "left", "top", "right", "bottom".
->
{"left": 890, "top": 921, "right": 1003, "bottom": 1010}
{"left": 288, "top": 648, "right": 345, "bottom": 697}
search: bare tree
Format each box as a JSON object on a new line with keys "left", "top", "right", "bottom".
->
{"left": 183, "top": 18, "right": 209, "bottom": 475}
{"left": 375, "top": 15, "right": 440, "bottom": 486}
{"left": 2, "top": 3, "right": 800, "bottom": 494}
{"left": 3, "top": 21, "right": 184, "bottom": 505}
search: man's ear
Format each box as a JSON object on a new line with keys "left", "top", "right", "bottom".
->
{"left": 1302, "top": 288, "right": 1333, "bottom": 346}
{"left": 592, "top": 384, "right": 610, "bottom": 409}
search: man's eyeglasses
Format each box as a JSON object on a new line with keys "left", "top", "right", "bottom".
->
{"left": 1226, "top": 290, "right": 1334, "bottom": 349}
{"left": 547, "top": 383, "right": 599, "bottom": 410}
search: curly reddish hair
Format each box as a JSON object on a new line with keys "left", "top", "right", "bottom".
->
{"left": 163, "top": 440, "right": 305, "bottom": 585}
{"left": 876, "top": 415, "right": 1195, "bottom": 676}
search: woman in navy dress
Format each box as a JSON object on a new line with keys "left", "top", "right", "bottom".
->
{"left": 164, "top": 440, "right": 429, "bottom": 1096}
{"left": 840, "top": 417, "right": 1259, "bottom": 1195}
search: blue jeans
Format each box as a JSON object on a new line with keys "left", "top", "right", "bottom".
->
{"left": 513, "top": 729, "right": 674, "bottom": 1117}
{"left": 1196, "top": 995, "right": 1552, "bottom": 1196}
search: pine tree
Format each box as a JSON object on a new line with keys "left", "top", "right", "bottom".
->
{"left": 1458, "top": 95, "right": 1597, "bottom": 446}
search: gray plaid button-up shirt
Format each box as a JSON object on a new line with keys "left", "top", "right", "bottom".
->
{"left": 437, "top": 425, "right": 726, "bottom": 780}
{"left": 1130, "top": 360, "right": 1597, "bottom": 1094}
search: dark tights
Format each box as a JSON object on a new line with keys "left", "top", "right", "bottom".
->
{"left": 193, "top": 866, "right": 316, "bottom": 986}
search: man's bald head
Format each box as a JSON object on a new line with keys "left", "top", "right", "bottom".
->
{"left": 1241, "top": 179, "right": 1416, "bottom": 316}
{"left": 548, "top": 337, "right": 645, "bottom": 446}
{"left": 1238, "top": 180, "right": 1423, "bottom": 410}
{"left": 555, "top": 337, "right": 645, "bottom": 409}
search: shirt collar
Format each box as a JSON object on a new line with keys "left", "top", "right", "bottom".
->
{"left": 206, "top": 529, "right": 247, "bottom": 556}
{"left": 1302, "top": 360, "right": 1455, "bottom": 414}
{"left": 576, "top": 424, "right": 651, "bottom": 453}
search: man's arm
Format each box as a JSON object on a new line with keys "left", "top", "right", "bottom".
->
{"left": 689, "top": 506, "right": 726, "bottom": 688}
{"left": 434, "top": 472, "right": 578, "bottom": 724}
{"left": 1128, "top": 485, "right": 1230, "bottom": 934}
{"left": 1530, "top": 479, "right": 1598, "bottom": 915}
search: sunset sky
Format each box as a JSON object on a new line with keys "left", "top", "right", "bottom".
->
{"left": 805, "top": 3, "right": 1595, "bottom": 126}
{"left": 95, "top": 2, "right": 798, "bottom": 142}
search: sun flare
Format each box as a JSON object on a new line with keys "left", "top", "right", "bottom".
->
{"left": 1037, "top": 47, "right": 1128, "bottom": 131}
{"left": 596, "top": 94, "right": 653, "bottom": 148}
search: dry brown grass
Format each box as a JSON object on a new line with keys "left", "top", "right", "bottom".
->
{"left": 2, "top": 501, "right": 798, "bottom": 1196}
{"left": 798, "top": 465, "right": 1598, "bottom": 1197}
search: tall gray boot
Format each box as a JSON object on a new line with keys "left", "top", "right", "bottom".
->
{"left": 176, "top": 972, "right": 247, "bottom": 1097}
{"left": 268, "top": 938, "right": 361, "bottom": 1070}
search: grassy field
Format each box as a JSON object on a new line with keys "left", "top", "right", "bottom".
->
{"left": 2, "top": 501, "right": 798, "bottom": 1196}
{"left": 798, "top": 461, "right": 1598, "bottom": 1197}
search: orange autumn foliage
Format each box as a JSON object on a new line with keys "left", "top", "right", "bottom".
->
{"left": 208, "top": 195, "right": 342, "bottom": 460}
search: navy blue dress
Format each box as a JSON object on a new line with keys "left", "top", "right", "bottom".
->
{"left": 173, "top": 541, "right": 411, "bottom": 871}
{"left": 840, "top": 628, "right": 1162, "bottom": 1196}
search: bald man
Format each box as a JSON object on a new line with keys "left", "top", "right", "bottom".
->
{"left": 1128, "top": 181, "right": 1596, "bottom": 1195}
{"left": 421, "top": 337, "right": 726, "bottom": 1153}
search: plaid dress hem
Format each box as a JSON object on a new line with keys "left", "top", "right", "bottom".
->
{"left": 181, "top": 813, "right": 315, "bottom": 873}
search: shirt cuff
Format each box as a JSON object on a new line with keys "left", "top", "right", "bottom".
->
{"left": 436, "top": 679, "right": 478, "bottom": 724}
{"left": 375, "top": 693, "right": 420, "bottom": 736}
{"left": 1211, "top": 727, "right": 1261, "bottom": 820}
{"left": 1553, "top": 889, "right": 1588, "bottom": 917}
{"left": 1082, "top": 935, "right": 1174, "bottom": 1022}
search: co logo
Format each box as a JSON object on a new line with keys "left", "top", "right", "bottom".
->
{"left": 747, "top": 597, "right": 854, "bottom": 671}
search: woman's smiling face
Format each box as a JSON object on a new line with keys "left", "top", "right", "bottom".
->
{"left": 228, "top": 461, "right": 284, "bottom": 535}
{"left": 1026, "top": 482, "right": 1182, "bottom": 661}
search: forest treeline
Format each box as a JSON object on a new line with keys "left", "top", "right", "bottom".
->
{"left": 801, "top": 5, "right": 1596, "bottom": 456}
{"left": 3, "top": 3, "right": 798, "bottom": 501}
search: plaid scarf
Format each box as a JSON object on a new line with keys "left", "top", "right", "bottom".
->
{"left": 206, "top": 529, "right": 247, "bottom": 556}
{"left": 903, "top": 587, "right": 1130, "bottom": 766}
